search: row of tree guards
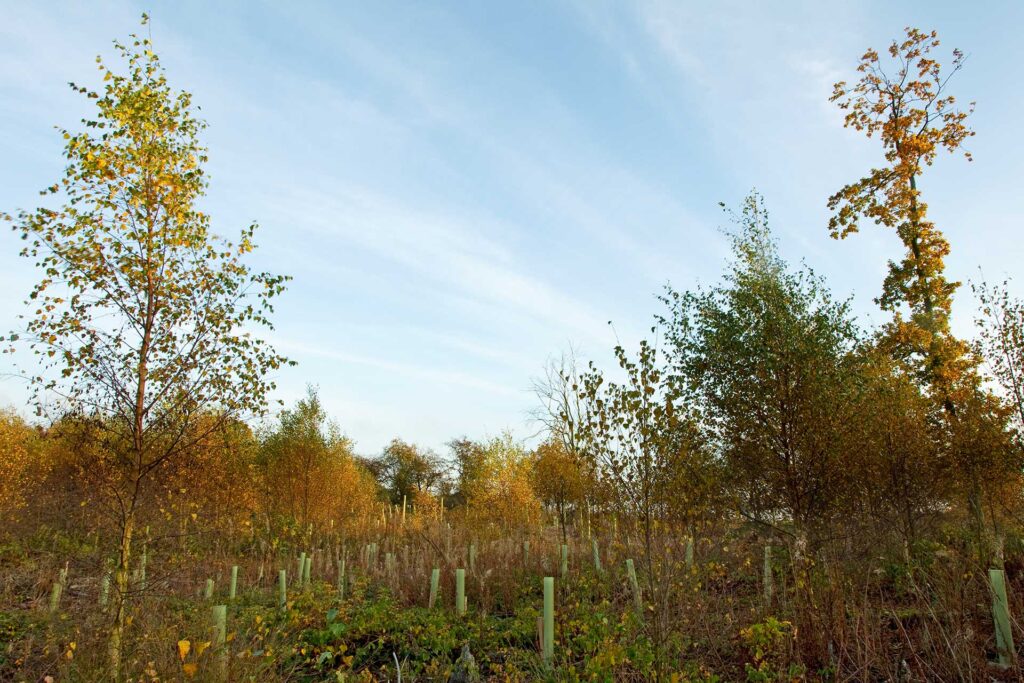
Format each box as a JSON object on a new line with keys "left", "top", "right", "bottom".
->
{"left": 44, "top": 534, "right": 1019, "bottom": 673}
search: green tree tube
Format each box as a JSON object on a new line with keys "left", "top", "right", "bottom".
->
{"left": 543, "top": 576, "right": 554, "bottom": 665}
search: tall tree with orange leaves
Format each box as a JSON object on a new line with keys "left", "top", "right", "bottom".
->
{"left": 829, "top": 27, "right": 975, "bottom": 408}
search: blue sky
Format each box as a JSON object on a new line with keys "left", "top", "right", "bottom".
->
{"left": 1, "top": 1, "right": 1022, "bottom": 456}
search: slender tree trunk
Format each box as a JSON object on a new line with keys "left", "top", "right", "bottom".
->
{"left": 111, "top": 209, "right": 155, "bottom": 680}
{"left": 558, "top": 501, "right": 567, "bottom": 544}
{"left": 966, "top": 473, "right": 988, "bottom": 567}
{"left": 108, "top": 509, "right": 135, "bottom": 681}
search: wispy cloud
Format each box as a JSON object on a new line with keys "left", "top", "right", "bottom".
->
{"left": 271, "top": 335, "right": 522, "bottom": 398}
{"left": 633, "top": 0, "right": 713, "bottom": 88}
{"left": 261, "top": 181, "right": 617, "bottom": 347}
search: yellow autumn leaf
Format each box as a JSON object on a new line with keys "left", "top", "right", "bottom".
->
{"left": 177, "top": 639, "right": 190, "bottom": 661}
{"left": 182, "top": 662, "right": 198, "bottom": 677}
{"left": 195, "top": 640, "right": 211, "bottom": 657}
